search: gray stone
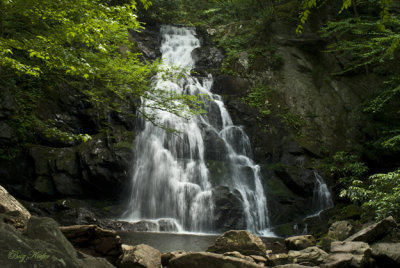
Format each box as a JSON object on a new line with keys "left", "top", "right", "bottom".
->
{"left": 322, "top": 241, "right": 371, "bottom": 268}
{"left": 345, "top": 216, "right": 397, "bottom": 244}
{"left": 207, "top": 230, "right": 267, "bottom": 256}
{"left": 0, "top": 185, "right": 31, "bottom": 220}
{"left": 288, "top": 246, "right": 328, "bottom": 266}
{"left": 53, "top": 173, "right": 83, "bottom": 196}
{"left": 169, "top": 252, "right": 265, "bottom": 268}
{"left": 117, "top": 244, "right": 161, "bottom": 268}
{"left": 285, "top": 235, "right": 316, "bottom": 250}
{"left": 328, "top": 221, "right": 354, "bottom": 241}
{"left": 371, "top": 242, "right": 400, "bottom": 266}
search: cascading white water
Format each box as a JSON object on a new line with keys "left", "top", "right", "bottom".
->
{"left": 311, "top": 172, "right": 334, "bottom": 215}
{"left": 123, "top": 25, "right": 271, "bottom": 235}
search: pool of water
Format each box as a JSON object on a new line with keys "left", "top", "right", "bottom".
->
{"left": 118, "top": 231, "right": 285, "bottom": 253}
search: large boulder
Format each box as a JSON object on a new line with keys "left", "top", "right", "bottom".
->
{"left": 207, "top": 230, "right": 267, "bottom": 256}
{"left": 345, "top": 216, "right": 397, "bottom": 244}
{"left": 285, "top": 235, "right": 316, "bottom": 250}
{"left": 0, "top": 185, "right": 31, "bottom": 221}
{"left": 0, "top": 216, "right": 113, "bottom": 267}
{"left": 211, "top": 186, "right": 246, "bottom": 231}
{"left": 169, "top": 252, "right": 264, "bottom": 268}
{"left": 328, "top": 220, "right": 354, "bottom": 241}
{"left": 116, "top": 244, "right": 161, "bottom": 268}
{"left": 371, "top": 242, "right": 400, "bottom": 267}
{"left": 60, "top": 224, "right": 122, "bottom": 264}
{"left": 322, "top": 241, "right": 371, "bottom": 268}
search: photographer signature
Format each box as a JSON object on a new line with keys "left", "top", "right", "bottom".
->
{"left": 8, "top": 250, "right": 50, "bottom": 263}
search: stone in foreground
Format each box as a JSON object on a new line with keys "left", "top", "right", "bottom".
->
{"left": 371, "top": 242, "right": 400, "bottom": 267}
{"left": 322, "top": 241, "right": 371, "bottom": 268}
{"left": 0, "top": 185, "right": 31, "bottom": 220}
{"left": 169, "top": 252, "right": 265, "bottom": 268}
{"left": 285, "top": 235, "right": 316, "bottom": 250}
{"left": 207, "top": 230, "right": 267, "bottom": 256}
{"left": 0, "top": 216, "right": 113, "bottom": 267}
{"left": 345, "top": 216, "right": 397, "bottom": 244}
{"left": 60, "top": 224, "right": 122, "bottom": 264}
{"left": 117, "top": 244, "right": 161, "bottom": 268}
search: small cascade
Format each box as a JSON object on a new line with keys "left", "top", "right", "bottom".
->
{"left": 311, "top": 171, "right": 334, "bottom": 216}
{"left": 122, "top": 25, "right": 272, "bottom": 235}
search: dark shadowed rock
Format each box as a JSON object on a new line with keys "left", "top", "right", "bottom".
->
{"left": 345, "top": 216, "right": 397, "bottom": 244}
{"left": 0, "top": 216, "right": 113, "bottom": 267}
{"left": 117, "top": 244, "right": 161, "bottom": 268}
{"left": 371, "top": 242, "right": 400, "bottom": 267}
{"left": 212, "top": 186, "right": 246, "bottom": 231}
{"left": 212, "top": 75, "right": 251, "bottom": 96}
{"left": 169, "top": 252, "right": 264, "bottom": 268}
{"left": 285, "top": 235, "right": 316, "bottom": 250}
{"left": 60, "top": 224, "right": 122, "bottom": 264}
{"left": 207, "top": 230, "right": 267, "bottom": 256}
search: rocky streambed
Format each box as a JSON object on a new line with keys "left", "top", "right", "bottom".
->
{"left": 2, "top": 184, "right": 400, "bottom": 268}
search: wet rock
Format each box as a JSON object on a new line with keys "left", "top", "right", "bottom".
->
{"left": 212, "top": 75, "right": 251, "bottom": 96}
{"left": 322, "top": 241, "right": 371, "bottom": 268}
{"left": 212, "top": 186, "right": 246, "bottom": 231}
{"left": 371, "top": 242, "right": 400, "bottom": 267}
{"left": 60, "top": 224, "right": 122, "bottom": 264}
{"left": 285, "top": 235, "right": 316, "bottom": 250}
{"left": 207, "top": 230, "right": 267, "bottom": 256}
{"left": 192, "top": 45, "right": 224, "bottom": 76}
{"left": 328, "top": 221, "right": 354, "bottom": 241}
{"left": 345, "top": 216, "right": 397, "bottom": 244}
{"left": 0, "top": 185, "right": 31, "bottom": 221}
{"left": 0, "top": 216, "right": 113, "bottom": 267}
{"left": 169, "top": 252, "right": 264, "bottom": 268}
{"left": 117, "top": 244, "right": 161, "bottom": 268}
{"left": 128, "top": 25, "right": 161, "bottom": 60}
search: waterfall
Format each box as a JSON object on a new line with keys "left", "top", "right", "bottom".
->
{"left": 123, "top": 25, "right": 271, "bottom": 235}
{"left": 311, "top": 171, "right": 334, "bottom": 215}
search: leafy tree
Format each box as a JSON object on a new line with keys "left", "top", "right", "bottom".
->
{"left": 0, "top": 0, "right": 204, "bottom": 153}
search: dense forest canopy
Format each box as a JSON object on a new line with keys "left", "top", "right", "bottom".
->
{"left": 1, "top": 0, "right": 400, "bottom": 221}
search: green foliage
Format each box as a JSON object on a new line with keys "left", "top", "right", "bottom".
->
{"left": 242, "top": 84, "right": 273, "bottom": 116}
{"left": 322, "top": 151, "right": 368, "bottom": 188}
{"left": 341, "top": 169, "right": 400, "bottom": 221}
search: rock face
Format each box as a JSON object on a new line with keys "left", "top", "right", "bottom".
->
{"left": 0, "top": 216, "right": 113, "bottom": 267}
{"left": 60, "top": 224, "right": 122, "bottom": 264}
{"left": 285, "top": 235, "right": 316, "bottom": 250}
{"left": 322, "top": 241, "right": 372, "bottom": 268}
{"left": 0, "top": 185, "right": 31, "bottom": 220}
{"left": 117, "top": 244, "right": 161, "bottom": 268}
{"left": 169, "top": 252, "right": 264, "bottom": 268}
{"left": 345, "top": 216, "right": 397, "bottom": 244}
{"left": 207, "top": 230, "right": 267, "bottom": 256}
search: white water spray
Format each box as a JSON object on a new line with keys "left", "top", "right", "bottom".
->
{"left": 123, "top": 25, "right": 271, "bottom": 235}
